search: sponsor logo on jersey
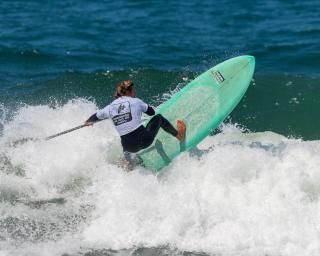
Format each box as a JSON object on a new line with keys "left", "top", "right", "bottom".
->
{"left": 110, "top": 101, "right": 132, "bottom": 126}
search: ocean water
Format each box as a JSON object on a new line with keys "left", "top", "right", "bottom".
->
{"left": 1, "top": 1, "right": 320, "bottom": 256}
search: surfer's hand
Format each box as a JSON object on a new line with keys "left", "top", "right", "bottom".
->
{"left": 85, "top": 121, "right": 94, "bottom": 126}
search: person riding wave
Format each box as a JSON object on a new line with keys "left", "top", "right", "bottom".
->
{"left": 85, "top": 80, "right": 186, "bottom": 169}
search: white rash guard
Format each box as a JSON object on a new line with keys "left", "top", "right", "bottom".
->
{"left": 96, "top": 96, "right": 148, "bottom": 136}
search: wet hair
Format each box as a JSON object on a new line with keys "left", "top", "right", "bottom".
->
{"left": 114, "top": 80, "right": 134, "bottom": 98}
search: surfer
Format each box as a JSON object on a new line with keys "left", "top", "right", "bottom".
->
{"left": 85, "top": 80, "right": 186, "bottom": 168}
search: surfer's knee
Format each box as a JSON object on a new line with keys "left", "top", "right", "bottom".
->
{"left": 149, "top": 114, "right": 163, "bottom": 124}
{"left": 156, "top": 114, "right": 166, "bottom": 122}
{"left": 154, "top": 113, "right": 162, "bottom": 119}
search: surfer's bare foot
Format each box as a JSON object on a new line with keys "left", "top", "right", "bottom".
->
{"left": 176, "top": 120, "right": 186, "bottom": 141}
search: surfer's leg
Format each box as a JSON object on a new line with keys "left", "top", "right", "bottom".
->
{"left": 146, "top": 114, "right": 178, "bottom": 139}
{"left": 121, "top": 151, "right": 143, "bottom": 171}
{"left": 119, "top": 151, "right": 133, "bottom": 171}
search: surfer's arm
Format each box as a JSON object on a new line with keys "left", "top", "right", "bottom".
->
{"left": 136, "top": 98, "right": 154, "bottom": 116}
{"left": 145, "top": 105, "right": 155, "bottom": 116}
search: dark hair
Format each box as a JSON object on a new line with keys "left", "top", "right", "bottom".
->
{"left": 114, "top": 80, "right": 134, "bottom": 98}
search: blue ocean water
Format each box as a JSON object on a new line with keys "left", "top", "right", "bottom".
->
{"left": 1, "top": 0, "right": 320, "bottom": 138}
{"left": 1, "top": 1, "right": 320, "bottom": 256}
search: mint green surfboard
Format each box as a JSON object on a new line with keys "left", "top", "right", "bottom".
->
{"left": 138, "top": 55, "right": 255, "bottom": 171}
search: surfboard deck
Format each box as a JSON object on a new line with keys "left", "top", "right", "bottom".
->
{"left": 137, "top": 55, "right": 255, "bottom": 171}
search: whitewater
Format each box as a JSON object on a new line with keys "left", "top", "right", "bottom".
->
{"left": 1, "top": 99, "right": 320, "bottom": 256}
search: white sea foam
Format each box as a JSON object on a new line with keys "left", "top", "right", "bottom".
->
{"left": 1, "top": 99, "right": 320, "bottom": 256}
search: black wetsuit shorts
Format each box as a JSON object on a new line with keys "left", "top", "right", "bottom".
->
{"left": 120, "top": 114, "right": 177, "bottom": 153}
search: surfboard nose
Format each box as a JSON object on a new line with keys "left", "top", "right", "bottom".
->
{"left": 237, "top": 55, "right": 255, "bottom": 66}
{"left": 246, "top": 55, "right": 256, "bottom": 76}
{"left": 235, "top": 55, "right": 256, "bottom": 73}
{"left": 247, "top": 55, "right": 255, "bottom": 67}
